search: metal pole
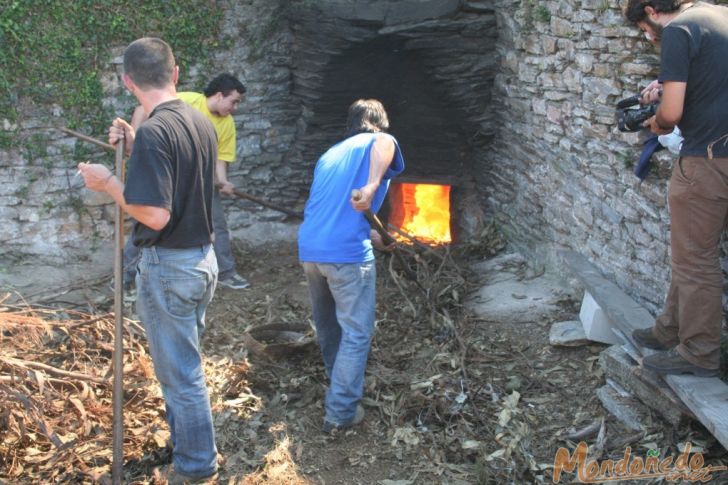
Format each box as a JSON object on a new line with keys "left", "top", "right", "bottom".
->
{"left": 112, "top": 139, "right": 125, "bottom": 484}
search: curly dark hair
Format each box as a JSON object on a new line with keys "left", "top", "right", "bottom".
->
{"left": 624, "top": 0, "right": 685, "bottom": 23}
{"left": 203, "top": 73, "right": 246, "bottom": 98}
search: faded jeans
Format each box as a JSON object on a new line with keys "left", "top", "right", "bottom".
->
{"left": 136, "top": 244, "right": 218, "bottom": 478}
{"left": 123, "top": 188, "right": 236, "bottom": 283}
{"left": 302, "top": 261, "right": 376, "bottom": 425}
{"left": 654, "top": 156, "right": 728, "bottom": 369}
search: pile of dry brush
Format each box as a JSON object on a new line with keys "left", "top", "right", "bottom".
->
{"left": 0, "top": 302, "right": 167, "bottom": 483}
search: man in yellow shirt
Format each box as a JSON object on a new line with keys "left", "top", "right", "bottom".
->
{"left": 125, "top": 73, "right": 250, "bottom": 290}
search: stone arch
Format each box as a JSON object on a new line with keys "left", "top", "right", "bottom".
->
{"left": 286, "top": 0, "right": 498, "bottom": 237}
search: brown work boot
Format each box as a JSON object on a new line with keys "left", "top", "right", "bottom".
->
{"left": 643, "top": 349, "right": 718, "bottom": 377}
{"left": 632, "top": 327, "right": 672, "bottom": 351}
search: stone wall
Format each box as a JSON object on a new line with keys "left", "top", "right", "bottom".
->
{"left": 1, "top": 0, "right": 721, "bottom": 313}
{"left": 0, "top": 0, "right": 300, "bottom": 265}
{"left": 486, "top": 0, "right": 676, "bottom": 312}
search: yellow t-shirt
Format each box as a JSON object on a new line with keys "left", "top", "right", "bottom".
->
{"left": 178, "top": 92, "right": 236, "bottom": 163}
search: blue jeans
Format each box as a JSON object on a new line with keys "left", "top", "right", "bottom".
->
{"left": 302, "top": 261, "right": 376, "bottom": 425}
{"left": 211, "top": 189, "right": 236, "bottom": 279}
{"left": 136, "top": 245, "right": 218, "bottom": 478}
{"left": 123, "top": 188, "right": 236, "bottom": 283}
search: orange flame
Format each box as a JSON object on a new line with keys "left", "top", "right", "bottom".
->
{"left": 389, "top": 182, "right": 451, "bottom": 245}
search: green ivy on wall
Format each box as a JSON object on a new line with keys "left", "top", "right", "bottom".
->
{"left": 0, "top": 0, "right": 224, "bottom": 135}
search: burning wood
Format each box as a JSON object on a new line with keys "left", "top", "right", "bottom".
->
{"left": 389, "top": 182, "right": 452, "bottom": 245}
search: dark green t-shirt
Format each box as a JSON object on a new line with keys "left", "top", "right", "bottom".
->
{"left": 659, "top": 2, "right": 728, "bottom": 157}
{"left": 124, "top": 99, "right": 217, "bottom": 248}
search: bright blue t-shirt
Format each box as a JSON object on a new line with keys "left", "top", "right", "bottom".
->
{"left": 298, "top": 132, "right": 405, "bottom": 263}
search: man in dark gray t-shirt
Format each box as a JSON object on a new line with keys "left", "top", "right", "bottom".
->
{"left": 623, "top": 0, "right": 728, "bottom": 377}
{"left": 78, "top": 38, "right": 220, "bottom": 482}
{"left": 125, "top": 98, "right": 216, "bottom": 249}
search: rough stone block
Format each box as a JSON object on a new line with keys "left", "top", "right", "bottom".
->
{"left": 596, "top": 383, "right": 649, "bottom": 431}
{"left": 599, "top": 345, "right": 692, "bottom": 426}
{"left": 579, "top": 291, "right": 620, "bottom": 344}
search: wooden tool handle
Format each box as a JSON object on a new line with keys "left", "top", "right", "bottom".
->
{"left": 223, "top": 186, "right": 303, "bottom": 219}
{"left": 351, "top": 189, "right": 396, "bottom": 246}
{"left": 60, "top": 127, "right": 114, "bottom": 151}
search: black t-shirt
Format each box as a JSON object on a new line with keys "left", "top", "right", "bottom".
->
{"left": 659, "top": 2, "right": 728, "bottom": 157}
{"left": 124, "top": 99, "right": 217, "bottom": 248}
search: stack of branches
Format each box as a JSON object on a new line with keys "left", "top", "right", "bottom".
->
{"left": 0, "top": 303, "right": 165, "bottom": 484}
{"left": 382, "top": 220, "right": 505, "bottom": 340}
{"left": 372, "top": 222, "right": 505, "bottom": 400}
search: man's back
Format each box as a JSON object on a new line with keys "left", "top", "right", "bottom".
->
{"left": 298, "top": 133, "right": 404, "bottom": 264}
{"left": 125, "top": 99, "right": 217, "bottom": 248}
{"left": 660, "top": 2, "right": 728, "bottom": 156}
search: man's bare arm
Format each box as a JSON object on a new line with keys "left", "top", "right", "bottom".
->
{"left": 351, "top": 134, "right": 395, "bottom": 212}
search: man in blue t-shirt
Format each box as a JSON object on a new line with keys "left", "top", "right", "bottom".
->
{"left": 624, "top": 0, "right": 728, "bottom": 377}
{"left": 298, "top": 99, "right": 405, "bottom": 432}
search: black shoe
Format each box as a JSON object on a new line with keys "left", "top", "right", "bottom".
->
{"left": 643, "top": 349, "right": 718, "bottom": 377}
{"left": 322, "top": 404, "right": 365, "bottom": 433}
{"left": 632, "top": 327, "right": 672, "bottom": 351}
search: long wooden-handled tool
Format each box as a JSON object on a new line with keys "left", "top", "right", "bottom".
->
{"left": 351, "top": 190, "right": 423, "bottom": 288}
{"left": 350, "top": 189, "right": 395, "bottom": 244}
{"left": 111, "top": 140, "right": 125, "bottom": 485}
{"left": 59, "top": 126, "right": 302, "bottom": 221}
{"left": 59, "top": 127, "right": 125, "bottom": 483}
{"left": 226, "top": 187, "right": 303, "bottom": 219}
{"left": 60, "top": 127, "right": 115, "bottom": 151}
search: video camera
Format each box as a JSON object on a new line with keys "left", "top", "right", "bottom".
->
{"left": 615, "top": 95, "right": 658, "bottom": 132}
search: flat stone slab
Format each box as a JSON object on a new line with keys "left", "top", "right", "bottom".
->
{"left": 579, "top": 291, "right": 620, "bottom": 345}
{"left": 0, "top": 246, "right": 114, "bottom": 304}
{"left": 560, "top": 250, "right": 728, "bottom": 450}
{"left": 549, "top": 320, "right": 590, "bottom": 347}
{"left": 231, "top": 221, "right": 298, "bottom": 247}
{"left": 466, "top": 252, "right": 573, "bottom": 322}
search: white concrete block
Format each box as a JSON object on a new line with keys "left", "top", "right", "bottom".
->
{"left": 579, "top": 291, "right": 620, "bottom": 344}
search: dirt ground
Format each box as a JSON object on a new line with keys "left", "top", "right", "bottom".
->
{"left": 198, "top": 240, "right": 728, "bottom": 484}
{"left": 2, "top": 237, "right": 727, "bottom": 484}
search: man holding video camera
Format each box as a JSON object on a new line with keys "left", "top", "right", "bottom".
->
{"left": 624, "top": 0, "right": 728, "bottom": 377}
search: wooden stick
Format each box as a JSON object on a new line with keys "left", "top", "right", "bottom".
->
{"left": 60, "top": 127, "right": 114, "bottom": 151}
{"left": 350, "top": 190, "right": 425, "bottom": 290}
{"left": 350, "top": 189, "right": 394, "bottom": 245}
{"left": 227, "top": 187, "right": 303, "bottom": 219}
{"left": 111, "top": 140, "right": 124, "bottom": 485}
{"left": 386, "top": 223, "right": 446, "bottom": 261}
{"left": 0, "top": 356, "right": 107, "bottom": 385}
